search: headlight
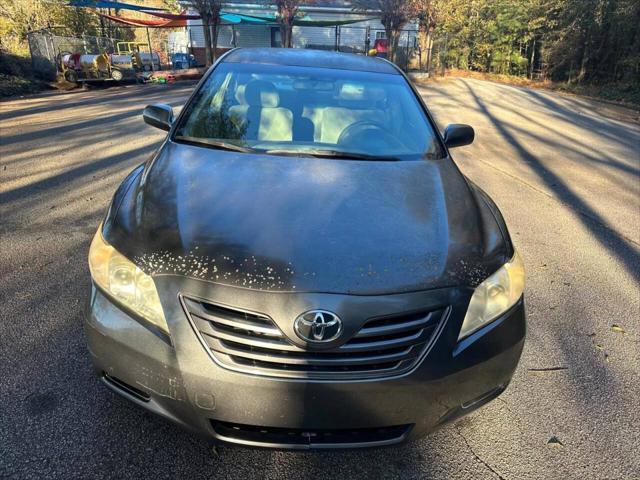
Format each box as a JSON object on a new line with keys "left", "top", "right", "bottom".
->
{"left": 88, "top": 226, "right": 169, "bottom": 334}
{"left": 458, "top": 251, "right": 525, "bottom": 340}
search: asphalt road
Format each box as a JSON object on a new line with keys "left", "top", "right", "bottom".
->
{"left": 1, "top": 78, "right": 639, "bottom": 480}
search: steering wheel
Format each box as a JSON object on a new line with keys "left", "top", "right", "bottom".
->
{"left": 337, "top": 121, "right": 405, "bottom": 151}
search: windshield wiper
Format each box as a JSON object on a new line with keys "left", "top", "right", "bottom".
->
{"left": 174, "top": 136, "right": 256, "bottom": 153}
{"left": 265, "top": 149, "right": 399, "bottom": 161}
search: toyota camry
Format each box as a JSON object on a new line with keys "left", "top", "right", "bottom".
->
{"left": 85, "top": 48, "right": 525, "bottom": 449}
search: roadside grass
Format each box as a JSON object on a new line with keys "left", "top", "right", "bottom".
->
{"left": 0, "top": 50, "right": 51, "bottom": 97}
{"left": 0, "top": 50, "right": 80, "bottom": 98}
{"left": 433, "top": 68, "right": 640, "bottom": 110}
{"left": 0, "top": 73, "right": 52, "bottom": 97}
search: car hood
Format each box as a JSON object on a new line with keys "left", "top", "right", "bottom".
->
{"left": 105, "top": 141, "right": 509, "bottom": 295}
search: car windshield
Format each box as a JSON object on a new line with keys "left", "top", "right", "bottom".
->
{"left": 174, "top": 62, "right": 444, "bottom": 160}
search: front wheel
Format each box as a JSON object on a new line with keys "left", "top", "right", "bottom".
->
{"left": 64, "top": 69, "right": 78, "bottom": 84}
{"left": 111, "top": 69, "right": 124, "bottom": 81}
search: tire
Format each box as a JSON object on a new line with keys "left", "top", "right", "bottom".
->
{"left": 64, "top": 70, "right": 78, "bottom": 84}
{"left": 111, "top": 69, "right": 124, "bottom": 81}
{"left": 143, "top": 64, "right": 151, "bottom": 72}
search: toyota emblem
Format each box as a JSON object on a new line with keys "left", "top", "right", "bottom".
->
{"left": 294, "top": 310, "right": 343, "bottom": 343}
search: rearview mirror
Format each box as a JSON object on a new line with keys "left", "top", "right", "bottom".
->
{"left": 443, "top": 124, "right": 475, "bottom": 149}
{"left": 143, "top": 104, "right": 174, "bottom": 131}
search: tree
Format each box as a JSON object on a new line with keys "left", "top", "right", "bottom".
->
{"left": 186, "top": 0, "right": 222, "bottom": 66}
{"left": 543, "top": 0, "right": 640, "bottom": 84}
{"left": 0, "top": 0, "right": 62, "bottom": 51}
{"left": 412, "top": 0, "right": 438, "bottom": 70}
{"left": 434, "top": 0, "right": 546, "bottom": 76}
{"left": 353, "top": 0, "right": 417, "bottom": 63}
{"left": 275, "top": 0, "right": 301, "bottom": 48}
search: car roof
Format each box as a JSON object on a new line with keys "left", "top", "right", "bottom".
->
{"left": 223, "top": 48, "right": 400, "bottom": 74}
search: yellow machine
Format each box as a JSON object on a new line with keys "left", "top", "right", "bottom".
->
{"left": 60, "top": 52, "right": 134, "bottom": 83}
{"left": 116, "top": 42, "right": 160, "bottom": 71}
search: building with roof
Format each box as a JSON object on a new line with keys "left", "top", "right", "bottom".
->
{"left": 181, "top": 1, "right": 418, "bottom": 65}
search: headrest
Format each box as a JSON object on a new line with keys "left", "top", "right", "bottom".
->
{"left": 245, "top": 80, "right": 279, "bottom": 108}
{"left": 234, "top": 84, "right": 246, "bottom": 104}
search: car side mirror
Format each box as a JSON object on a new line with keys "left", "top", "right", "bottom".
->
{"left": 443, "top": 124, "right": 475, "bottom": 149}
{"left": 143, "top": 104, "right": 174, "bottom": 131}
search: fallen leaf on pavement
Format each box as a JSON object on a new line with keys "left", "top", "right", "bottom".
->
{"left": 547, "top": 436, "right": 564, "bottom": 447}
{"left": 611, "top": 324, "right": 626, "bottom": 334}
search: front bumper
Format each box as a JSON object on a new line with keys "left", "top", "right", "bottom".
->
{"left": 84, "top": 279, "right": 525, "bottom": 449}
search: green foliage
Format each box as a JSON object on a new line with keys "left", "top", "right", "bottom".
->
{"left": 0, "top": 73, "right": 49, "bottom": 97}
{"left": 0, "top": 50, "right": 32, "bottom": 77}
{"left": 0, "top": 0, "right": 100, "bottom": 50}
{"left": 435, "top": 0, "right": 545, "bottom": 75}
{"left": 433, "top": 0, "right": 639, "bottom": 86}
{"left": 558, "top": 81, "right": 640, "bottom": 106}
{"left": 545, "top": 0, "right": 639, "bottom": 84}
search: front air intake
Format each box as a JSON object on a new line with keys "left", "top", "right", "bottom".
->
{"left": 210, "top": 420, "right": 413, "bottom": 448}
{"left": 182, "top": 296, "right": 448, "bottom": 380}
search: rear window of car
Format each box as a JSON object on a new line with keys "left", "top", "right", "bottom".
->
{"left": 174, "top": 62, "right": 444, "bottom": 160}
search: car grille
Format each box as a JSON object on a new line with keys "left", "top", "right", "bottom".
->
{"left": 210, "top": 420, "right": 413, "bottom": 448}
{"left": 182, "top": 296, "right": 447, "bottom": 380}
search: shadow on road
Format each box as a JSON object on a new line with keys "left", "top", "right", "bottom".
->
{"left": 458, "top": 79, "right": 640, "bottom": 285}
{"left": 0, "top": 82, "right": 197, "bottom": 123}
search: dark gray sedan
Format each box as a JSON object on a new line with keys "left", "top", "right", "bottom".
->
{"left": 85, "top": 48, "right": 525, "bottom": 449}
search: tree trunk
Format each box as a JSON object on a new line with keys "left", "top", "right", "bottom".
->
{"left": 385, "top": 25, "right": 400, "bottom": 64}
{"left": 417, "top": 22, "right": 428, "bottom": 70}
{"left": 211, "top": 21, "right": 219, "bottom": 62}
{"left": 577, "top": 37, "right": 590, "bottom": 83}
{"left": 279, "top": 21, "right": 293, "bottom": 48}
{"left": 529, "top": 37, "right": 536, "bottom": 79}
{"left": 425, "top": 29, "right": 434, "bottom": 74}
{"left": 202, "top": 19, "right": 212, "bottom": 67}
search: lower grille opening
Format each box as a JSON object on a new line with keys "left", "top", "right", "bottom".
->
{"left": 231, "top": 356, "right": 402, "bottom": 372}
{"left": 211, "top": 420, "right": 413, "bottom": 447}
{"left": 102, "top": 373, "right": 150, "bottom": 402}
